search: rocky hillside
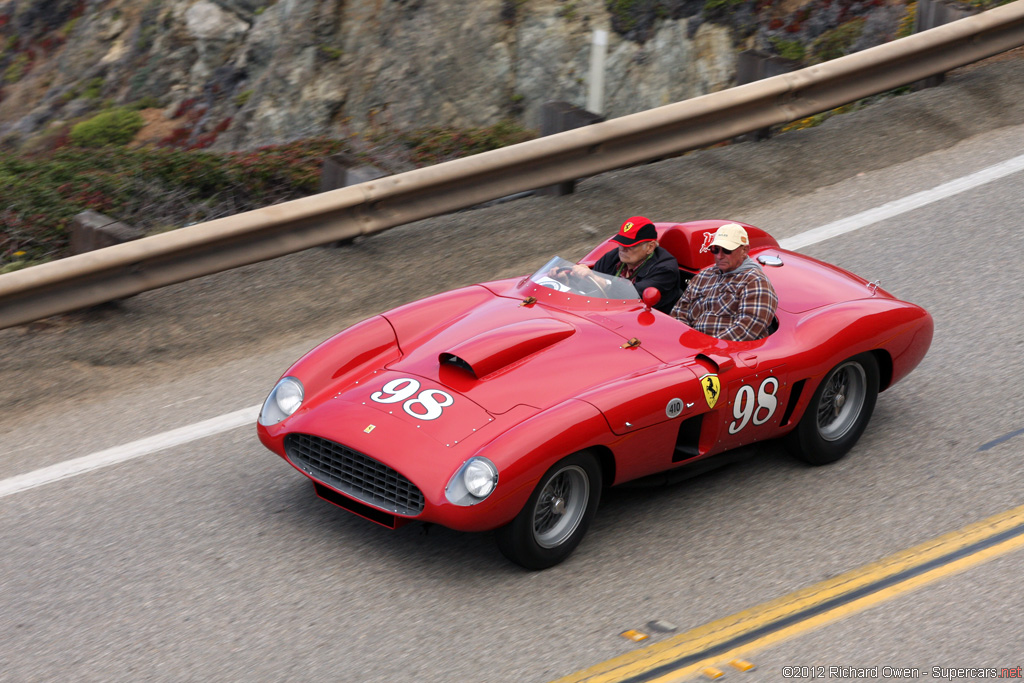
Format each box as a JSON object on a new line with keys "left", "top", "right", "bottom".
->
{"left": 0, "top": 0, "right": 915, "bottom": 152}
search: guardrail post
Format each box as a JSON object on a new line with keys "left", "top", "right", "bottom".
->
{"left": 319, "top": 153, "right": 388, "bottom": 246}
{"left": 320, "top": 152, "right": 387, "bottom": 193}
{"left": 913, "top": 0, "right": 979, "bottom": 89}
{"left": 67, "top": 210, "right": 145, "bottom": 308}
{"left": 734, "top": 50, "right": 799, "bottom": 141}
{"left": 537, "top": 101, "right": 604, "bottom": 196}
{"left": 70, "top": 210, "right": 144, "bottom": 254}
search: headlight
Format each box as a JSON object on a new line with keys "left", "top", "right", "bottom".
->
{"left": 463, "top": 458, "right": 498, "bottom": 498}
{"left": 258, "top": 376, "right": 304, "bottom": 426}
{"left": 445, "top": 457, "right": 499, "bottom": 506}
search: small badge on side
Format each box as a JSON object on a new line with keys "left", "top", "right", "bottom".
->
{"left": 666, "top": 398, "right": 684, "bottom": 419}
{"left": 700, "top": 374, "right": 721, "bottom": 409}
{"left": 364, "top": 424, "right": 376, "bottom": 433}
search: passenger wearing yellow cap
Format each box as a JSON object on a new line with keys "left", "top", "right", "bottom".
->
{"left": 572, "top": 216, "right": 681, "bottom": 314}
{"left": 672, "top": 223, "right": 778, "bottom": 341}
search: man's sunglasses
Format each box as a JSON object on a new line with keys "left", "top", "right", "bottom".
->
{"left": 709, "top": 246, "right": 735, "bottom": 255}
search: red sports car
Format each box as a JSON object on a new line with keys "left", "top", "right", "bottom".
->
{"left": 257, "top": 220, "right": 933, "bottom": 569}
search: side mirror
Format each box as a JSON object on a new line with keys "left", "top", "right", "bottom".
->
{"left": 642, "top": 287, "right": 661, "bottom": 311}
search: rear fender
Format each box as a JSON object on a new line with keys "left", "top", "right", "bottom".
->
{"left": 792, "top": 300, "right": 931, "bottom": 379}
{"left": 782, "top": 300, "right": 932, "bottom": 425}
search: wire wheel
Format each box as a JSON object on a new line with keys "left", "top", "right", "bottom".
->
{"left": 786, "top": 353, "right": 879, "bottom": 466}
{"left": 816, "top": 360, "right": 868, "bottom": 442}
{"left": 497, "top": 452, "right": 602, "bottom": 569}
{"left": 533, "top": 465, "right": 590, "bottom": 549}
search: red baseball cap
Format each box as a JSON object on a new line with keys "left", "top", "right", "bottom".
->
{"left": 612, "top": 216, "right": 657, "bottom": 247}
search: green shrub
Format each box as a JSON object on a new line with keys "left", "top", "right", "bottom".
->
{"left": 69, "top": 108, "right": 146, "bottom": 147}
{"left": 811, "top": 18, "right": 866, "bottom": 63}
{"left": 130, "top": 96, "right": 163, "bottom": 110}
{"left": 397, "top": 120, "right": 536, "bottom": 165}
{"left": 318, "top": 45, "right": 343, "bottom": 60}
{"left": 607, "top": 0, "right": 642, "bottom": 34}
{"left": 769, "top": 37, "right": 806, "bottom": 62}
{"left": 4, "top": 53, "right": 30, "bottom": 83}
{"left": 0, "top": 123, "right": 538, "bottom": 269}
{"left": 59, "top": 17, "right": 80, "bottom": 39}
{"left": 82, "top": 77, "right": 105, "bottom": 99}
{"left": 703, "top": 0, "right": 744, "bottom": 12}
{"left": 0, "top": 139, "right": 348, "bottom": 267}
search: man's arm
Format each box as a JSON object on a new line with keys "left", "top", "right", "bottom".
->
{"left": 671, "top": 268, "right": 707, "bottom": 323}
{"left": 633, "top": 250, "right": 681, "bottom": 311}
{"left": 591, "top": 250, "right": 619, "bottom": 275}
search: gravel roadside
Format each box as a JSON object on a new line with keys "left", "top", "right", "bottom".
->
{"left": 3, "top": 52, "right": 1023, "bottom": 423}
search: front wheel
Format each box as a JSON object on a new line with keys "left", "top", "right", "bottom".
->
{"left": 786, "top": 353, "right": 879, "bottom": 465}
{"left": 496, "top": 452, "right": 602, "bottom": 570}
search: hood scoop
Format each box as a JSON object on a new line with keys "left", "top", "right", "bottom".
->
{"left": 439, "top": 318, "right": 576, "bottom": 379}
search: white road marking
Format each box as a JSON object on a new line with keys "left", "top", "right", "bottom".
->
{"left": 779, "top": 153, "right": 1024, "bottom": 250}
{"left": 3, "top": 152, "right": 1024, "bottom": 499}
{"left": 0, "top": 405, "right": 259, "bottom": 499}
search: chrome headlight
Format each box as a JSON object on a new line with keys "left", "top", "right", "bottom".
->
{"left": 464, "top": 458, "right": 498, "bottom": 498}
{"left": 445, "top": 457, "right": 498, "bottom": 506}
{"left": 258, "top": 376, "right": 304, "bottom": 426}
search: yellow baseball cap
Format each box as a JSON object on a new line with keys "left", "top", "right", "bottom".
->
{"left": 711, "top": 223, "right": 749, "bottom": 250}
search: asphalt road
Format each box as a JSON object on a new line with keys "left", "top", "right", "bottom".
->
{"left": 2, "top": 54, "right": 1024, "bottom": 682}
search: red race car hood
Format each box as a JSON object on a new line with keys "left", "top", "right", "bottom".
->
{"left": 382, "top": 283, "right": 666, "bottom": 416}
{"left": 272, "top": 286, "right": 666, "bottom": 497}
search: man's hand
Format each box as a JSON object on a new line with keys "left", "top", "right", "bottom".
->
{"left": 548, "top": 264, "right": 590, "bottom": 283}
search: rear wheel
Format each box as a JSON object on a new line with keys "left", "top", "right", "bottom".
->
{"left": 496, "top": 452, "right": 602, "bottom": 570}
{"left": 786, "top": 353, "right": 879, "bottom": 465}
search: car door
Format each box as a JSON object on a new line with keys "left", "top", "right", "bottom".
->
{"left": 693, "top": 349, "right": 792, "bottom": 456}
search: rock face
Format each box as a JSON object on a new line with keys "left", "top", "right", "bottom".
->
{"left": 0, "top": 0, "right": 908, "bottom": 151}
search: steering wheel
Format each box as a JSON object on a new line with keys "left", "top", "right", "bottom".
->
{"left": 568, "top": 269, "right": 610, "bottom": 297}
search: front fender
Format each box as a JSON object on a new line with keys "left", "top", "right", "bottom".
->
{"left": 430, "top": 399, "right": 614, "bottom": 531}
{"left": 276, "top": 314, "right": 402, "bottom": 402}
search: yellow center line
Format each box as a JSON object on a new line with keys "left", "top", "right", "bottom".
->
{"left": 554, "top": 502, "right": 1024, "bottom": 683}
{"left": 648, "top": 533, "right": 1024, "bottom": 683}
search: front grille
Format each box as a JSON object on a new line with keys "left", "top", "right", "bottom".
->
{"left": 285, "top": 433, "right": 425, "bottom": 516}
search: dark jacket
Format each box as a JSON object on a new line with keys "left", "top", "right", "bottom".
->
{"left": 594, "top": 245, "right": 681, "bottom": 314}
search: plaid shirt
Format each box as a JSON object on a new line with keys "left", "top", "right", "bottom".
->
{"left": 671, "top": 259, "right": 778, "bottom": 341}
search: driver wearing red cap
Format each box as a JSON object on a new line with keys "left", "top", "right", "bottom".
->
{"left": 572, "top": 216, "right": 681, "bottom": 313}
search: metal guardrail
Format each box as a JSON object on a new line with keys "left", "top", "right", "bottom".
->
{"left": 2, "top": 2, "right": 1024, "bottom": 330}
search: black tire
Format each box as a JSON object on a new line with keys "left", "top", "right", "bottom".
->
{"left": 786, "top": 353, "right": 879, "bottom": 466}
{"left": 496, "top": 452, "right": 602, "bottom": 570}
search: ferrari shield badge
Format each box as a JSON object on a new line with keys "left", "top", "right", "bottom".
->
{"left": 700, "top": 374, "right": 721, "bottom": 409}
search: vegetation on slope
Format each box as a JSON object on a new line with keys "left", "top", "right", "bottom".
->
{"left": 0, "top": 120, "right": 535, "bottom": 272}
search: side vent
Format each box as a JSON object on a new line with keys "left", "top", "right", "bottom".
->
{"left": 672, "top": 414, "right": 704, "bottom": 462}
{"left": 780, "top": 379, "right": 806, "bottom": 426}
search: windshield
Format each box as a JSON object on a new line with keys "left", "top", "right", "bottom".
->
{"left": 528, "top": 257, "right": 641, "bottom": 301}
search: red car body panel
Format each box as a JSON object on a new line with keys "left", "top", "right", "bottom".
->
{"left": 257, "top": 221, "right": 933, "bottom": 533}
